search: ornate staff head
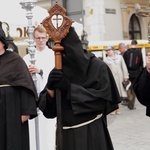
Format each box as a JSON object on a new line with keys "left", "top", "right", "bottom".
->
{"left": 42, "top": 1, "right": 73, "bottom": 69}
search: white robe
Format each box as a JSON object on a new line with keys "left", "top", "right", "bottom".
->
{"left": 23, "top": 46, "right": 55, "bottom": 94}
{"left": 24, "top": 46, "right": 56, "bottom": 150}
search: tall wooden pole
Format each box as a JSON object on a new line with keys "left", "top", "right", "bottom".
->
{"left": 42, "top": 2, "right": 73, "bottom": 150}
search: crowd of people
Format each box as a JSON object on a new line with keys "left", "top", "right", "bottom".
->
{"left": 0, "top": 21, "right": 149, "bottom": 150}
{"left": 104, "top": 40, "right": 144, "bottom": 114}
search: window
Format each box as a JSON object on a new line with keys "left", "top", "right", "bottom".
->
{"left": 129, "top": 14, "right": 141, "bottom": 39}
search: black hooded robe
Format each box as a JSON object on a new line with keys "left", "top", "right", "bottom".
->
{"left": 0, "top": 50, "right": 37, "bottom": 150}
{"left": 133, "top": 68, "right": 150, "bottom": 116}
{"left": 38, "top": 27, "right": 120, "bottom": 150}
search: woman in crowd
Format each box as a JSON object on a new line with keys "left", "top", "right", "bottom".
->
{"left": 104, "top": 46, "right": 129, "bottom": 114}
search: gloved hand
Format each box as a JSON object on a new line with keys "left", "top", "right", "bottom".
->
{"left": 47, "top": 68, "right": 70, "bottom": 92}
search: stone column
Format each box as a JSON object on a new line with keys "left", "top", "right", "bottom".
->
{"left": 83, "top": 0, "right": 105, "bottom": 45}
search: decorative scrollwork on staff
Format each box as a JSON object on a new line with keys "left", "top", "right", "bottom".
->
{"left": 42, "top": 2, "right": 73, "bottom": 69}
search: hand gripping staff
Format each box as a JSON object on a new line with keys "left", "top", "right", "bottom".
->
{"left": 42, "top": 1, "right": 73, "bottom": 150}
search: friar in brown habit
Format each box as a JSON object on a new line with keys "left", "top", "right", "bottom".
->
{"left": 0, "top": 35, "right": 37, "bottom": 150}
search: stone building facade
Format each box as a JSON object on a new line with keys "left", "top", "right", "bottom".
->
{"left": 37, "top": 0, "right": 150, "bottom": 45}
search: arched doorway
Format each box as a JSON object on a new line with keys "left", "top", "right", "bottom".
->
{"left": 129, "top": 14, "right": 141, "bottom": 40}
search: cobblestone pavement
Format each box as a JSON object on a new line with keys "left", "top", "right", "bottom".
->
{"left": 107, "top": 100, "right": 150, "bottom": 150}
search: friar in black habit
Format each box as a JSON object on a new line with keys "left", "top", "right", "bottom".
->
{"left": 0, "top": 35, "right": 37, "bottom": 150}
{"left": 38, "top": 26, "right": 120, "bottom": 150}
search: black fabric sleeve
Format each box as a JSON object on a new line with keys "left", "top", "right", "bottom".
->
{"left": 38, "top": 88, "right": 57, "bottom": 118}
{"left": 133, "top": 68, "right": 150, "bottom": 107}
{"left": 71, "top": 84, "right": 107, "bottom": 114}
{"left": 70, "top": 62, "right": 120, "bottom": 115}
{"left": 146, "top": 107, "right": 150, "bottom": 117}
{"left": 20, "top": 87, "right": 37, "bottom": 119}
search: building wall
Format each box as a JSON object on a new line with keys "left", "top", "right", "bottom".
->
{"left": 84, "top": 0, "right": 105, "bottom": 46}
{"left": 83, "top": 0, "right": 124, "bottom": 46}
{"left": 120, "top": 0, "right": 149, "bottom": 40}
{"left": 104, "top": 0, "right": 123, "bottom": 40}
{"left": 35, "top": 0, "right": 150, "bottom": 45}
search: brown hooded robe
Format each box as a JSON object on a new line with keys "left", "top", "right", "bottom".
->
{"left": 0, "top": 50, "right": 37, "bottom": 150}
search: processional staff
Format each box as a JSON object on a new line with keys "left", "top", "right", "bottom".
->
{"left": 20, "top": 1, "right": 40, "bottom": 150}
{"left": 42, "top": 1, "right": 73, "bottom": 150}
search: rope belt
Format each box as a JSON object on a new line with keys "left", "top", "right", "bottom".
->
{"left": 0, "top": 84, "right": 11, "bottom": 87}
{"left": 63, "top": 114, "right": 102, "bottom": 130}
